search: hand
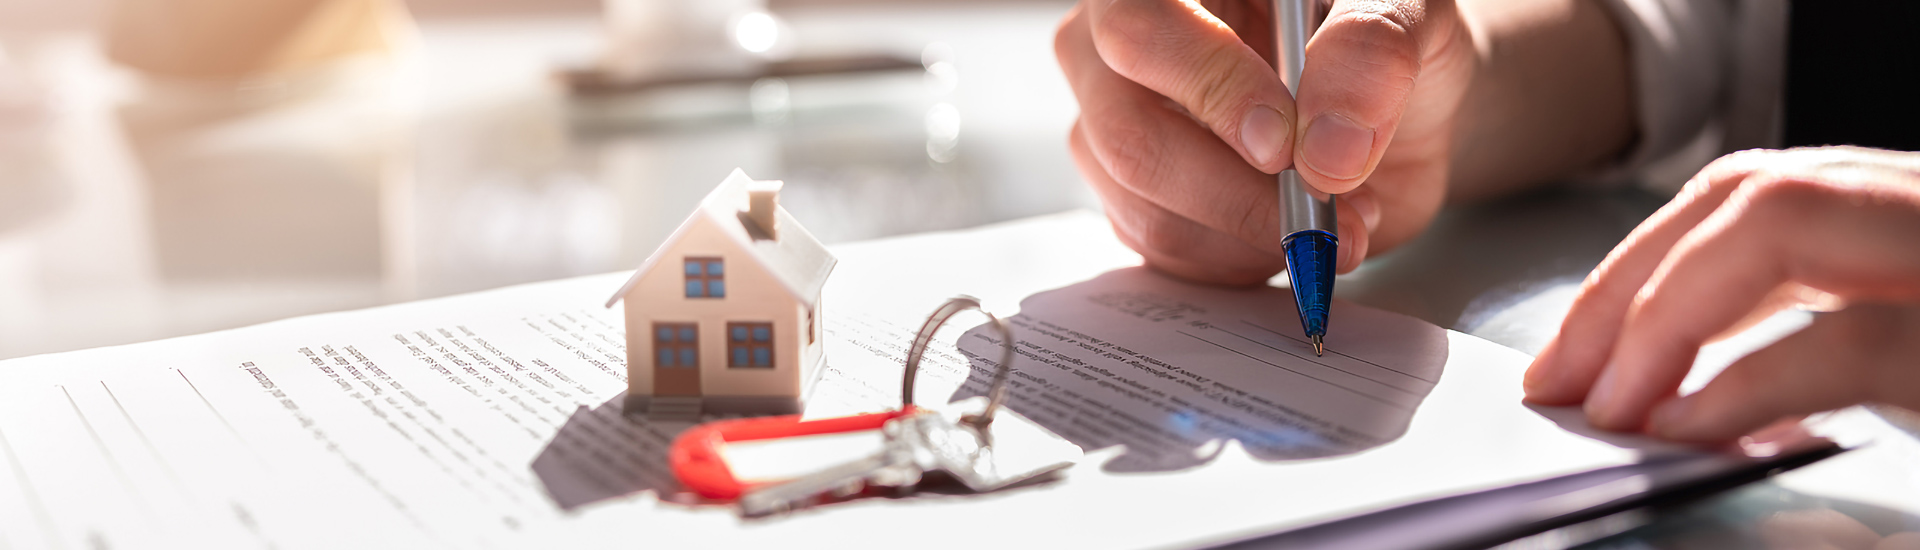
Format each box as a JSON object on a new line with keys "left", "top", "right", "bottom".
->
{"left": 1525, "top": 147, "right": 1920, "bottom": 442}
{"left": 1760, "top": 509, "right": 1920, "bottom": 550}
{"left": 1056, "top": 0, "right": 1477, "bottom": 284}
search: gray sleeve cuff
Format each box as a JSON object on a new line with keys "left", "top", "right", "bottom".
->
{"left": 1587, "top": 0, "right": 1734, "bottom": 184}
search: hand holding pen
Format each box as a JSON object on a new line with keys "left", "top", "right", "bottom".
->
{"left": 1271, "top": 0, "right": 1337, "bottom": 353}
{"left": 1056, "top": 0, "right": 1635, "bottom": 284}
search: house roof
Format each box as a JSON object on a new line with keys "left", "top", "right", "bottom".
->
{"left": 605, "top": 169, "right": 837, "bottom": 309}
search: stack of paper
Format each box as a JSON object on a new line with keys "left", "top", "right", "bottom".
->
{"left": 0, "top": 212, "right": 1675, "bottom": 549}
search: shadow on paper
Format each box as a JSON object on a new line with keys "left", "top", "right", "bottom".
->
{"left": 944, "top": 267, "right": 1450, "bottom": 473}
{"left": 529, "top": 393, "right": 695, "bottom": 511}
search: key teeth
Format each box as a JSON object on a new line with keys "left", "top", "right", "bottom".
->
{"left": 733, "top": 406, "right": 1079, "bottom": 518}
{"left": 740, "top": 500, "right": 777, "bottom": 519}
{"left": 833, "top": 481, "right": 861, "bottom": 498}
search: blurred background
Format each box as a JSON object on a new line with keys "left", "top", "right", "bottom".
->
{"left": 3, "top": 2, "right": 1917, "bottom": 545}
{"left": 0, "top": 0, "right": 1089, "bottom": 360}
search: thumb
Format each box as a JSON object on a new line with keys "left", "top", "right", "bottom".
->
{"left": 1291, "top": 0, "right": 1453, "bottom": 193}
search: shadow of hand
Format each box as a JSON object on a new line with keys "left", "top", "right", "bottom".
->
{"left": 944, "top": 267, "right": 1449, "bottom": 472}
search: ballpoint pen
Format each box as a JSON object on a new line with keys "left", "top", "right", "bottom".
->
{"left": 1273, "top": 0, "right": 1337, "bottom": 356}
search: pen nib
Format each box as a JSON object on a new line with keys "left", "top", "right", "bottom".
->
{"left": 1311, "top": 334, "right": 1323, "bottom": 357}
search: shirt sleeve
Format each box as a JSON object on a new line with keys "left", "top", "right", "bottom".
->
{"left": 1587, "top": 0, "right": 1788, "bottom": 192}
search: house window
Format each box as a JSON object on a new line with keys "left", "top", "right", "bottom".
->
{"left": 727, "top": 322, "right": 774, "bottom": 368}
{"left": 684, "top": 257, "right": 725, "bottom": 298}
{"left": 654, "top": 323, "right": 698, "bottom": 368}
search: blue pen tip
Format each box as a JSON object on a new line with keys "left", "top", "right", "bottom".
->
{"left": 1284, "top": 230, "right": 1336, "bottom": 341}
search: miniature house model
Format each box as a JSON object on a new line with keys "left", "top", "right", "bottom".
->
{"left": 606, "top": 169, "right": 836, "bottom": 418}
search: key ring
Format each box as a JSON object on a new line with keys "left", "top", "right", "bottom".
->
{"left": 901, "top": 296, "right": 1016, "bottom": 430}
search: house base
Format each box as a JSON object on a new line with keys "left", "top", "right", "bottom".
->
{"left": 623, "top": 394, "right": 804, "bottom": 420}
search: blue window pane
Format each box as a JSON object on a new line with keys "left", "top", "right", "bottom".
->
{"left": 752, "top": 326, "right": 770, "bottom": 342}
{"left": 753, "top": 348, "right": 771, "bottom": 366}
{"left": 685, "top": 261, "right": 702, "bottom": 276}
{"left": 656, "top": 327, "right": 672, "bottom": 341}
{"left": 709, "top": 280, "right": 726, "bottom": 298}
{"left": 707, "top": 261, "right": 724, "bottom": 275}
{"left": 732, "top": 348, "right": 748, "bottom": 366}
{"left": 678, "top": 327, "right": 696, "bottom": 341}
{"left": 731, "top": 326, "right": 747, "bottom": 341}
{"left": 656, "top": 348, "right": 673, "bottom": 367}
{"left": 679, "top": 349, "right": 696, "bottom": 366}
{"left": 685, "top": 280, "right": 703, "bottom": 297}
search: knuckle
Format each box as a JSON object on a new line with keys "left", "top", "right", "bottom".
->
{"left": 1326, "top": 2, "right": 1423, "bottom": 50}
{"left": 1580, "top": 244, "right": 1648, "bottom": 308}
{"left": 1180, "top": 44, "right": 1254, "bottom": 125}
{"left": 1694, "top": 149, "right": 1769, "bottom": 189}
{"left": 1317, "top": 12, "right": 1423, "bottom": 89}
{"left": 1093, "top": 0, "right": 1258, "bottom": 128}
{"left": 1733, "top": 173, "right": 1833, "bottom": 223}
{"left": 1675, "top": 174, "right": 1714, "bottom": 201}
{"left": 1578, "top": 258, "right": 1622, "bottom": 302}
{"left": 1087, "top": 0, "right": 1158, "bottom": 75}
{"left": 1576, "top": 266, "right": 1609, "bottom": 299}
{"left": 1342, "top": 0, "right": 1425, "bottom": 33}
{"left": 1094, "top": 119, "right": 1174, "bottom": 193}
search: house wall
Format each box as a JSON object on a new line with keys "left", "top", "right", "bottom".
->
{"left": 796, "top": 301, "right": 823, "bottom": 399}
{"left": 623, "top": 216, "right": 806, "bottom": 399}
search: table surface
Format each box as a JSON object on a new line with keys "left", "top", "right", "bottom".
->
{"left": 0, "top": 2, "right": 1911, "bottom": 547}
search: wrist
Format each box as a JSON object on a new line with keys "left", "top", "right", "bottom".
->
{"left": 1448, "top": 0, "right": 1634, "bottom": 201}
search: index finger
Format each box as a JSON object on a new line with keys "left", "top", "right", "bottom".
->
{"left": 1087, "top": 0, "right": 1300, "bottom": 173}
{"left": 1583, "top": 173, "right": 1920, "bottom": 431}
{"left": 1524, "top": 153, "right": 1763, "bottom": 406}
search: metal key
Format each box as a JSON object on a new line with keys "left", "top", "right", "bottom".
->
{"left": 736, "top": 297, "right": 1083, "bottom": 517}
{"left": 889, "top": 400, "right": 1081, "bottom": 493}
{"left": 736, "top": 423, "right": 926, "bottom": 517}
{"left": 738, "top": 400, "right": 1080, "bottom": 517}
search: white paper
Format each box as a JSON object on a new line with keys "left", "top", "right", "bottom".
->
{"left": 0, "top": 211, "right": 1650, "bottom": 549}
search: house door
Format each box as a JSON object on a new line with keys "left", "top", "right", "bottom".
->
{"left": 652, "top": 323, "right": 701, "bottom": 396}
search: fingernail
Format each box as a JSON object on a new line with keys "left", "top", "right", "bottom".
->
{"left": 1345, "top": 190, "right": 1381, "bottom": 233}
{"left": 1302, "top": 112, "right": 1373, "bottom": 180}
{"left": 1240, "top": 106, "right": 1289, "bottom": 169}
{"left": 1650, "top": 396, "right": 1696, "bottom": 438}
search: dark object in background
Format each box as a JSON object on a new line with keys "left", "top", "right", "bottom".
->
{"left": 1784, "top": 0, "right": 1920, "bottom": 152}
{"left": 561, "top": 55, "right": 921, "bottom": 96}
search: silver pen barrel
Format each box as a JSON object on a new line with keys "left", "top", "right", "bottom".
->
{"left": 1274, "top": 0, "right": 1337, "bottom": 238}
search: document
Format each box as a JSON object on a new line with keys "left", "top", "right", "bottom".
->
{"left": 0, "top": 212, "right": 1663, "bottom": 549}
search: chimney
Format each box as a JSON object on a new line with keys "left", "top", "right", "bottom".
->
{"left": 745, "top": 180, "right": 782, "bottom": 239}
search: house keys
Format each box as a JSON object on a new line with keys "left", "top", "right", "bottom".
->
{"left": 735, "top": 296, "right": 1083, "bottom": 517}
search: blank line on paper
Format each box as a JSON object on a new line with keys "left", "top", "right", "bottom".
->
{"left": 1176, "top": 329, "right": 1413, "bottom": 411}
{"left": 1241, "top": 320, "right": 1436, "bottom": 383}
